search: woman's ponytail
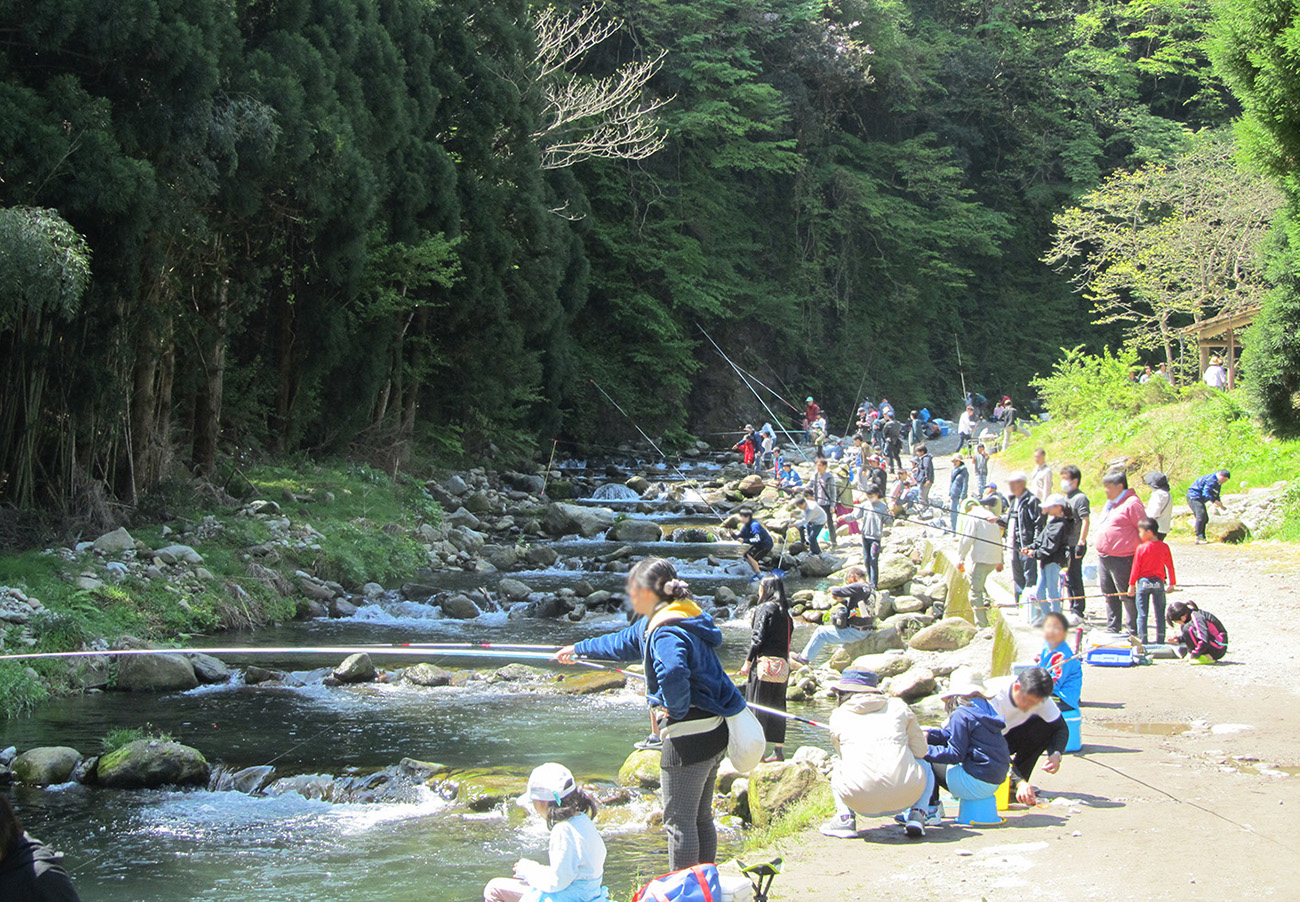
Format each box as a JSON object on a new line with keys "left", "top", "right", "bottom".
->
{"left": 628, "top": 558, "right": 693, "bottom": 603}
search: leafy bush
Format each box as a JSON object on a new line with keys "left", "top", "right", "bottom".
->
{"left": 101, "top": 726, "right": 173, "bottom": 754}
{"left": 1031, "top": 346, "right": 1180, "bottom": 420}
{"left": 0, "top": 661, "right": 49, "bottom": 716}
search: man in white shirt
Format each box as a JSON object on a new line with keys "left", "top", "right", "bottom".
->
{"left": 1029, "top": 448, "right": 1053, "bottom": 502}
{"left": 986, "top": 669, "right": 1070, "bottom": 805}
{"left": 957, "top": 496, "right": 1003, "bottom": 628}
{"left": 1203, "top": 356, "right": 1228, "bottom": 390}
{"left": 957, "top": 405, "right": 976, "bottom": 452}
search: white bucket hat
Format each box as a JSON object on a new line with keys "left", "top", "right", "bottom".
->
{"left": 940, "top": 666, "right": 993, "bottom": 700}
{"left": 516, "top": 762, "right": 576, "bottom": 808}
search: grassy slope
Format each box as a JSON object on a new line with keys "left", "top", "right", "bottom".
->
{"left": 997, "top": 390, "right": 1300, "bottom": 539}
{"left": 0, "top": 462, "right": 441, "bottom": 717}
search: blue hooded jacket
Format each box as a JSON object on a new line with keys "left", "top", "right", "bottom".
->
{"left": 925, "top": 697, "right": 1011, "bottom": 785}
{"left": 574, "top": 603, "right": 747, "bottom": 722}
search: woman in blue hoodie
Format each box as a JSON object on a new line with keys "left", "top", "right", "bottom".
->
{"left": 557, "top": 559, "right": 746, "bottom": 870}
{"left": 918, "top": 668, "right": 1010, "bottom": 822}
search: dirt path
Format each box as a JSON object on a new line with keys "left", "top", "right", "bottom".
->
{"left": 764, "top": 447, "right": 1300, "bottom": 900}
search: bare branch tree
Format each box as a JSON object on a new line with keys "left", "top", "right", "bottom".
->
{"left": 530, "top": 2, "right": 670, "bottom": 171}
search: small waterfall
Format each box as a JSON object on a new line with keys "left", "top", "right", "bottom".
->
{"left": 591, "top": 483, "right": 642, "bottom": 501}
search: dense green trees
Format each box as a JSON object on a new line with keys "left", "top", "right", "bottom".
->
{"left": 0, "top": 0, "right": 1238, "bottom": 517}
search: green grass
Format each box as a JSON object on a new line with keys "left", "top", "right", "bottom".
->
{"left": 101, "top": 726, "right": 173, "bottom": 754}
{"left": 998, "top": 389, "right": 1300, "bottom": 539}
{"left": 744, "top": 782, "right": 835, "bottom": 852}
{"left": 0, "top": 458, "right": 445, "bottom": 717}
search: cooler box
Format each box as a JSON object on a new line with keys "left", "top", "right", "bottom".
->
{"left": 1086, "top": 646, "right": 1135, "bottom": 667}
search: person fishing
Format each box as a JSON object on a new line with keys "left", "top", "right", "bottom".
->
{"left": 733, "top": 507, "right": 774, "bottom": 579}
{"left": 803, "top": 397, "right": 821, "bottom": 444}
{"left": 733, "top": 425, "right": 759, "bottom": 474}
{"left": 483, "top": 764, "right": 609, "bottom": 902}
{"left": 739, "top": 575, "right": 795, "bottom": 763}
{"left": 556, "top": 559, "right": 746, "bottom": 871}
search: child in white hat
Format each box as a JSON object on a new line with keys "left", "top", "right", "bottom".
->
{"left": 483, "top": 763, "right": 609, "bottom": 902}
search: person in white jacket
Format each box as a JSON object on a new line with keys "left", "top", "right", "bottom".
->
{"left": 484, "top": 764, "right": 610, "bottom": 902}
{"left": 820, "top": 669, "right": 936, "bottom": 840}
{"left": 957, "top": 496, "right": 1004, "bottom": 628}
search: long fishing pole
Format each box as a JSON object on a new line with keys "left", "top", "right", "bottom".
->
{"left": 0, "top": 646, "right": 580, "bottom": 664}
{"left": 726, "top": 358, "right": 801, "bottom": 414}
{"left": 588, "top": 378, "right": 731, "bottom": 526}
{"left": 697, "top": 325, "right": 812, "bottom": 464}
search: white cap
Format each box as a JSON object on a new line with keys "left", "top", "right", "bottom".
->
{"left": 1043, "top": 493, "right": 1068, "bottom": 509}
{"left": 1008, "top": 471, "right": 1029, "bottom": 484}
{"left": 516, "top": 762, "right": 576, "bottom": 808}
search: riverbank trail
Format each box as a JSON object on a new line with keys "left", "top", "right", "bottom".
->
{"left": 764, "top": 440, "right": 1300, "bottom": 900}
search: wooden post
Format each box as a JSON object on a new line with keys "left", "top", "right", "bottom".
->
{"left": 1227, "top": 326, "right": 1236, "bottom": 390}
{"left": 1199, "top": 339, "right": 1210, "bottom": 381}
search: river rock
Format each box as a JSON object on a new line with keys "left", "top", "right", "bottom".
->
{"left": 243, "top": 665, "right": 280, "bottom": 685}
{"left": 498, "top": 578, "right": 534, "bottom": 602}
{"left": 877, "top": 554, "right": 916, "bottom": 590}
{"left": 93, "top": 527, "right": 135, "bottom": 554}
{"left": 608, "top": 518, "right": 663, "bottom": 543}
{"left": 329, "top": 598, "right": 359, "bottom": 618}
{"left": 909, "top": 617, "right": 978, "bottom": 652}
{"left": 450, "top": 769, "right": 522, "bottom": 812}
{"left": 849, "top": 652, "right": 912, "bottom": 678}
{"left": 405, "top": 663, "right": 454, "bottom": 687}
{"left": 618, "top": 749, "right": 662, "bottom": 789}
{"left": 889, "top": 667, "right": 937, "bottom": 701}
{"left": 71, "top": 755, "right": 98, "bottom": 784}
{"left": 543, "top": 503, "right": 616, "bottom": 538}
{"left": 154, "top": 544, "right": 203, "bottom": 565}
{"left": 483, "top": 545, "right": 520, "bottom": 571}
{"left": 229, "top": 764, "right": 277, "bottom": 794}
{"left": 892, "top": 595, "right": 926, "bottom": 615}
{"left": 1206, "top": 518, "right": 1249, "bottom": 544}
{"left": 14, "top": 747, "right": 82, "bottom": 785}
{"left": 0, "top": 747, "right": 15, "bottom": 765}
{"left": 444, "top": 475, "right": 469, "bottom": 496}
{"left": 748, "top": 761, "right": 826, "bottom": 829}
{"left": 363, "top": 582, "right": 385, "bottom": 600}
{"left": 440, "top": 594, "right": 481, "bottom": 619}
{"left": 672, "top": 527, "right": 717, "bottom": 543}
{"left": 115, "top": 653, "right": 199, "bottom": 692}
{"left": 839, "top": 627, "right": 905, "bottom": 661}
{"left": 524, "top": 545, "right": 559, "bottom": 568}
{"left": 557, "top": 671, "right": 626, "bottom": 694}
{"left": 799, "top": 554, "right": 839, "bottom": 578}
{"left": 333, "top": 653, "right": 377, "bottom": 683}
{"left": 738, "top": 475, "right": 766, "bottom": 497}
{"left": 625, "top": 476, "right": 651, "bottom": 495}
{"left": 98, "top": 740, "right": 209, "bottom": 789}
{"left": 464, "top": 491, "right": 493, "bottom": 514}
{"left": 492, "top": 663, "right": 550, "bottom": 682}
{"left": 447, "top": 526, "right": 486, "bottom": 554}
{"left": 187, "top": 653, "right": 231, "bottom": 684}
{"left": 399, "top": 758, "right": 449, "bottom": 783}
{"left": 446, "top": 507, "right": 482, "bottom": 530}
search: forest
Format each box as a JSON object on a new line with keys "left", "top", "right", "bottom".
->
{"left": 0, "top": 0, "right": 1251, "bottom": 520}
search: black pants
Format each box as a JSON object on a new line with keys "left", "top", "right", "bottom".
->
{"left": 957, "top": 432, "right": 971, "bottom": 451}
{"left": 1188, "top": 497, "right": 1209, "bottom": 539}
{"left": 1067, "top": 545, "right": 1086, "bottom": 616}
{"left": 1006, "top": 716, "right": 1055, "bottom": 787}
{"left": 820, "top": 504, "right": 837, "bottom": 547}
{"left": 1011, "top": 549, "right": 1038, "bottom": 605}
{"left": 885, "top": 445, "right": 902, "bottom": 472}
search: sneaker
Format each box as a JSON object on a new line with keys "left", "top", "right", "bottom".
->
{"left": 748, "top": 573, "right": 762, "bottom": 583}
{"left": 790, "top": 653, "right": 809, "bottom": 667}
{"left": 895, "top": 803, "right": 942, "bottom": 826}
{"left": 819, "top": 814, "right": 859, "bottom": 839}
{"left": 634, "top": 734, "right": 662, "bottom": 751}
{"left": 1065, "top": 612, "right": 1083, "bottom": 627}
{"left": 1190, "top": 654, "right": 1216, "bottom": 665}
{"left": 904, "top": 809, "right": 925, "bottom": 838}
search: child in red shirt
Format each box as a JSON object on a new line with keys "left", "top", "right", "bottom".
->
{"left": 1127, "top": 517, "right": 1176, "bottom": 643}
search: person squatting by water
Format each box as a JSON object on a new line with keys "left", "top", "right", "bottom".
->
{"left": 558, "top": 559, "right": 747, "bottom": 871}
{"left": 483, "top": 764, "right": 609, "bottom": 902}
{"left": 791, "top": 567, "right": 876, "bottom": 666}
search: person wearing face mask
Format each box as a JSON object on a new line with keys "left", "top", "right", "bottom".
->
{"left": 1058, "top": 465, "right": 1091, "bottom": 621}
{"left": 557, "top": 559, "right": 746, "bottom": 871}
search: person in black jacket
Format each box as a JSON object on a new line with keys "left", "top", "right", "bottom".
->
{"left": 881, "top": 413, "right": 904, "bottom": 473}
{"left": 0, "top": 796, "right": 81, "bottom": 902}
{"left": 739, "top": 576, "right": 796, "bottom": 762}
{"left": 1022, "top": 494, "right": 1070, "bottom": 627}
{"left": 1005, "top": 473, "right": 1043, "bottom": 609}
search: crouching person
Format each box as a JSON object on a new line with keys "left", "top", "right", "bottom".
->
{"left": 819, "top": 670, "right": 935, "bottom": 840}
{"left": 985, "top": 667, "right": 1069, "bottom": 806}
{"left": 484, "top": 764, "right": 609, "bottom": 902}
{"left": 918, "top": 669, "right": 1010, "bottom": 825}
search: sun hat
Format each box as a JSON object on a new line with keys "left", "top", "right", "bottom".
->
{"left": 940, "top": 666, "right": 993, "bottom": 700}
{"left": 832, "top": 669, "right": 881, "bottom": 693}
{"left": 1043, "top": 493, "right": 1068, "bottom": 510}
{"left": 516, "top": 762, "right": 576, "bottom": 808}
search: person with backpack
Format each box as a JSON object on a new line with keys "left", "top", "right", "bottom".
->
{"left": 819, "top": 669, "right": 935, "bottom": 840}
{"left": 484, "top": 764, "right": 609, "bottom": 902}
{"left": 1186, "top": 470, "right": 1230, "bottom": 544}
{"left": 558, "top": 559, "right": 747, "bottom": 870}
{"left": 739, "top": 576, "right": 795, "bottom": 763}
{"left": 791, "top": 567, "right": 875, "bottom": 665}
{"left": 881, "top": 413, "right": 904, "bottom": 474}
{"left": 1167, "top": 601, "right": 1227, "bottom": 663}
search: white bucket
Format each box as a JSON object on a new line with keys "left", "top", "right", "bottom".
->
{"left": 719, "top": 875, "right": 753, "bottom": 902}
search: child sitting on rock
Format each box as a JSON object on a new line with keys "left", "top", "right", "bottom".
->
{"left": 1166, "top": 601, "right": 1228, "bottom": 664}
{"left": 484, "top": 764, "right": 609, "bottom": 902}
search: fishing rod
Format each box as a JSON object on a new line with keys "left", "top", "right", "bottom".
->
{"left": 726, "top": 358, "right": 801, "bottom": 415}
{"left": 588, "top": 378, "right": 731, "bottom": 526}
{"left": 696, "top": 325, "right": 812, "bottom": 465}
{"left": 0, "top": 646, "right": 581, "bottom": 664}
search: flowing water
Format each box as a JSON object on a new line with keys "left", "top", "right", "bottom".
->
{"left": 5, "top": 592, "right": 836, "bottom": 902}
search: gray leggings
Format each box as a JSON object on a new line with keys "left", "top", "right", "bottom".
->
{"left": 660, "top": 752, "right": 723, "bottom": 869}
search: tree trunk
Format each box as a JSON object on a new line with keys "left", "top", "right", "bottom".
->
{"left": 193, "top": 276, "right": 230, "bottom": 476}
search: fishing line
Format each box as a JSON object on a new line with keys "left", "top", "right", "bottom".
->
{"left": 728, "top": 359, "right": 801, "bottom": 414}
{"left": 588, "top": 378, "right": 731, "bottom": 526}
{"left": 541, "top": 439, "right": 559, "bottom": 496}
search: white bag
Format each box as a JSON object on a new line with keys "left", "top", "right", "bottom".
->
{"left": 726, "top": 706, "right": 766, "bottom": 774}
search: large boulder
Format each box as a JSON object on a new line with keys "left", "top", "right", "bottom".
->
{"left": 737, "top": 474, "right": 766, "bottom": 497}
{"left": 848, "top": 652, "right": 912, "bottom": 679}
{"left": 153, "top": 544, "right": 203, "bottom": 565}
{"left": 799, "top": 554, "right": 840, "bottom": 579}
{"left": 449, "top": 769, "right": 524, "bottom": 812}
{"left": 97, "top": 740, "right": 209, "bottom": 789}
{"left": 333, "top": 653, "right": 377, "bottom": 683}
{"left": 908, "top": 617, "right": 978, "bottom": 652}
{"left": 405, "top": 663, "right": 454, "bottom": 687}
{"left": 1206, "top": 518, "right": 1250, "bottom": 544}
{"left": 839, "top": 627, "right": 905, "bottom": 661}
{"left": 625, "top": 476, "right": 651, "bottom": 495}
{"left": 557, "top": 671, "right": 627, "bottom": 695}
{"left": 93, "top": 527, "right": 135, "bottom": 555}
{"left": 482, "top": 545, "right": 520, "bottom": 571}
{"left": 440, "top": 594, "right": 481, "bottom": 619}
{"left": 876, "top": 554, "right": 917, "bottom": 590}
{"left": 618, "top": 749, "right": 662, "bottom": 789}
{"left": 543, "top": 503, "right": 617, "bottom": 538}
{"left": 608, "top": 519, "right": 663, "bottom": 543}
{"left": 892, "top": 595, "right": 926, "bottom": 615}
{"left": 498, "top": 578, "right": 534, "bottom": 601}
{"left": 748, "top": 761, "right": 826, "bottom": 829}
{"left": 446, "top": 507, "right": 482, "bottom": 530}
{"left": 14, "top": 747, "right": 81, "bottom": 785}
{"left": 889, "top": 667, "right": 937, "bottom": 701}
{"left": 187, "top": 653, "right": 231, "bottom": 684}
{"left": 114, "top": 653, "right": 199, "bottom": 692}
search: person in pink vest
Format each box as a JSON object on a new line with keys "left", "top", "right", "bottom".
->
{"left": 1094, "top": 470, "right": 1146, "bottom": 634}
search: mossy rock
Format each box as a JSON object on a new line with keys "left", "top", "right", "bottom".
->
{"left": 98, "top": 740, "right": 209, "bottom": 789}
{"left": 447, "top": 768, "right": 527, "bottom": 812}
{"left": 557, "top": 671, "right": 627, "bottom": 695}
{"left": 617, "top": 749, "right": 662, "bottom": 790}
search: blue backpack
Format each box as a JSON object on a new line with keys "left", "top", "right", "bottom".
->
{"left": 632, "top": 864, "right": 721, "bottom": 902}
